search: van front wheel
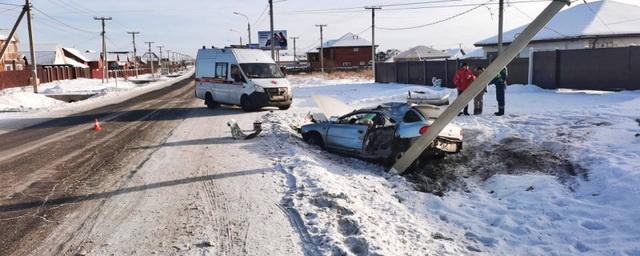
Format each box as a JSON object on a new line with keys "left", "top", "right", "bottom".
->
{"left": 241, "top": 95, "right": 255, "bottom": 112}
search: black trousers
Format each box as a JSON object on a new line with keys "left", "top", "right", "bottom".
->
{"left": 495, "top": 83, "right": 506, "bottom": 108}
{"left": 458, "top": 90, "right": 469, "bottom": 114}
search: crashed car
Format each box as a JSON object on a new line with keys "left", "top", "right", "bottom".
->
{"left": 300, "top": 99, "right": 463, "bottom": 164}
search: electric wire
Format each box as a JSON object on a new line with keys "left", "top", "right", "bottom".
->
{"left": 377, "top": 0, "right": 491, "bottom": 30}
{"left": 32, "top": 7, "right": 97, "bottom": 34}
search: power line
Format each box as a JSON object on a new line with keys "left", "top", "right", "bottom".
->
{"left": 378, "top": 0, "right": 491, "bottom": 31}
{"left": 32, "top": 7, "right": 97, "bottom": 34}
{"left": 507, "top": 0, "right": 570, "bottom": 38}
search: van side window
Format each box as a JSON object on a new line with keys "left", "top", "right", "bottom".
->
{"left": 215, "top": 63, "right": 228, "bottom": 79}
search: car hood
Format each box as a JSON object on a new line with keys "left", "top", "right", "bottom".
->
{"left": 312, "top": 95, "right": 354, "bottom": 120}
{"left": 251, "top": 78, "right": 291, "bottom": 89}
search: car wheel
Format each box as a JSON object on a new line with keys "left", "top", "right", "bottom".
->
{"left": 240, "top": 95, "right": 255, "bottom": 112}
{"left": 205, "top": 93, "right": 219, "bottom": 109}
{"left": 303, "top": 132, "right": 324, "bottom": 149}
{"left": 278, "top": 104, "right": 291, "bottom": 110}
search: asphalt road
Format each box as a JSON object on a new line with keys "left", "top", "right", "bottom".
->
{"left": 0, "top": 76, "right": 198, "bottom": 255}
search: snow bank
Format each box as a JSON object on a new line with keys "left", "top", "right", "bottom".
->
{"left": 0, "top": 69, "right": 194, "bottom": 134}
{"left": 0, "top": 87, "right": 65, "bottom": 112}
{"left": 264, "top": 77, "right": 640, "bottom": 255}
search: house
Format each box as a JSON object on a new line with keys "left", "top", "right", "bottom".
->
{"left": 475, "top": 0, "right": 640, "bottom": 58}
{"left": 83, "top": 50, "right": 118, "bottom": 70}
{"left": 21, "top": 44, "right": 89, "bottom": 68}
{"left": 0, "top": 32, "right": 25, "bottom": 71}
{"left": 391, "top": 46, "right": 452, "bottom": 62}
{"left": 306, "top": 32, "right": 374, "bottom": 71}
{"left": 140, "top": 52, "right": 160, "bottom": 68}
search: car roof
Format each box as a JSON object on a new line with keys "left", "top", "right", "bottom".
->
{"left": 348, "top": 102, "right": 414, "bottom": 121}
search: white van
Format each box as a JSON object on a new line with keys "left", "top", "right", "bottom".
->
{"left": 195, "top": 47, "right": 292, "bottom": 111}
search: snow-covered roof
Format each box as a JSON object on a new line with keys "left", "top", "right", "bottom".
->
{"left": 476, "top": 0, "right": 640, "bottom": 46}
{"left": 392, "top": 46, "right": 451, "bottom": 61}
{"left": 460, "top": 48, "right": 485, "bottom": 59}
{"left": 62, "top": 47, "right": 89, "bottom": 62}
{"left": 445, "top": 48, "right": 467, "bottom": 59}
{"left": 307, "top": 33, "right": 372, "bottom": 52}
{"left": 83, "top": 51, "right": 118, "bottom": 62}
{"left": 0, "top": 32, "right": 17, "bottom": 42}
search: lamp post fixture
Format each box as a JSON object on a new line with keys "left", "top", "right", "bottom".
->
{"left": 233, "top": 11, "right": 251, "bottom": 45}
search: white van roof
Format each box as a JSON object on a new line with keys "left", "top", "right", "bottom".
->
{"left": 197, "top": 48, "right": 275, "bottom": 64}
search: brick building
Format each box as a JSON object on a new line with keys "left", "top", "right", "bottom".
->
{"left": 0, "top": 33, "right": 25, "bottom": 72}
{"left": 307, "top": 33, "right": 374, "bottom": 71}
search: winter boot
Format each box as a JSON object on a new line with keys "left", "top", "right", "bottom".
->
{"left": 494, "top": 106, "right": 504, "bottom": 116}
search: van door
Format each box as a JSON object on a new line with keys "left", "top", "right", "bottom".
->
{"left": 229, "top": 64, "right": 246, "bottom": 105}
{"left": 212, "top": 62, "right": 231, "bottom": 103}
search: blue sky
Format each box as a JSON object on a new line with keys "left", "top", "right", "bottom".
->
{"left": 1, "top": 0, "right": 638, "bottom": 57}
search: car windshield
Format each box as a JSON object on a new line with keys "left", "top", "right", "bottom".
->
{"left": 239, "top": 63, "right": 284, "bottom": 79}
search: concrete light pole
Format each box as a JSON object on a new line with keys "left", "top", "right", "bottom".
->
{"left": 233, "top": 11, "right": 251, "bottom": 45}
{"left": 315, "top": 24, "right": 327, "bottom": 73}
{"left": 365, "top": 6, "right": 381, "bottom": 75}
{"left": 94, "top": 16, "right": 112, "bottom": 83}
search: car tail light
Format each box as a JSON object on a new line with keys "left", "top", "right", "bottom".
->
{"left": 419, "top": 126, "right": 429, "bottom": 135}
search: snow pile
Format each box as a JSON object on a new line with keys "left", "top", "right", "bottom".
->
{"left": 263, "top": 78, "right": 640, "bottom": 255}
{"left": 0, "top": 72, "right": 177, "bottom": 112}
{"left": 0, "top": 87, "right": 65, "bottom": 112}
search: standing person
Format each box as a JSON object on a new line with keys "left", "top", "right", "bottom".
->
{"left": 453, "top": 63, "right": 476, "bottom": 116}
{"left": 491, "top": 66, "right": 509, "bottom": 116}
{"left": 473, "top": 67, "right": 487, "bottom": 115}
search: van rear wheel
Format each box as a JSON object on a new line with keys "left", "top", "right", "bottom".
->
{"left": 278, "top": 104, "right": 291, "bottom": 110}
{"left": 205, "top": 93, "right": 220, "bottom": 109}
{"left": 241, "top": 95, "right": 255, "bottom": 112}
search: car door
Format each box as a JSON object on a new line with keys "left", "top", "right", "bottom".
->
{"left": 228, "top": 64, "right": 246, "bottom": 105}
{"left": 325, "top": 112, "right": 372, "bottom": 153}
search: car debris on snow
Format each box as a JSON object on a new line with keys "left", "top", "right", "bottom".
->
{"left": 226, "top": 119, "right": 262, "bottom": 140}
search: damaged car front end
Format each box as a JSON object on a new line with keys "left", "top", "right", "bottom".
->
{"left": 300, "top": 101, "right": 463, "bottom": 164}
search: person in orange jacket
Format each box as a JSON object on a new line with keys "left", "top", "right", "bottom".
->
{"left": 453, "top": 62, "right": 476, "bottom": 115}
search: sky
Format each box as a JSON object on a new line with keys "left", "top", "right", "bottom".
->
{"left": 1, "top": 0, "right": 639, "bottom": 57}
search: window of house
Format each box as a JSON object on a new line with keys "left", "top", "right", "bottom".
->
{"left": 353, "top": 48, "right": 359, "bottom": 52}
{"left": 342, "top": 62, "right": 352, "bottom": 67}
{"left": 4, "top": 64, "right": 13, "bottom": 71}
{"left": 215, "top": 62, "right": 228, "bottom": 79}
{"left": 359, "top": 61, "right": 366, "bottom": 66}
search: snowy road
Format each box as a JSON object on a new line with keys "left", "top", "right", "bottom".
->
{"left": 0, "top": 77, "right": 303, "bottom": 255}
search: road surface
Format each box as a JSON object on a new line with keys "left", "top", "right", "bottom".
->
{"left": 0, "top": 77, "right": 303, "bottom": 255}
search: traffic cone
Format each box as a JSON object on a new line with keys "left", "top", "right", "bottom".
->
{"left": 92, "top": 118, "right": 102, "bottom": 131}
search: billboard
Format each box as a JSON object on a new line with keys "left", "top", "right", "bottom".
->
{"left": 258, "top": 30, "right": 288, "bottom": 50}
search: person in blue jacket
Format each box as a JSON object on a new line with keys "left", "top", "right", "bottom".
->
{"left": 491, "top": 67, "right": 508, "bottom": 116}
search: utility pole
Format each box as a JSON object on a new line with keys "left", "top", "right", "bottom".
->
{"left": 498, "top": 0, "right": 504, "bottom": 55}
{"left": 1, "top": 1, "right": 39, "bottom": 92}
{"left": 26, "top": 0, "right": 38, "bottom": 92}
{"left": 390, "top": 0, "right": 571, "bottom": 174}
{"left": 365, "top": 6, "right": 381, "bottom": 75}
{"left": 127, "top": 31, "right": 140, "bottom": 78}
{"left": 166, "top": 50, "right": 171, "bottom": 74}
{"left": 94, "top": 17, "right": 112, "bottom": 84}
{"left": 145, "top": 41, "right": 154, "bottom": 78}
{"left": 315, "top": 24, "right": 327, "bottom": 73}
{"left": 269, "top": 0, "right": 275, "bottom": 58}
{"left": 290, "top": 36, "right": 299, "bottom": 62}
{"left": 233, "top": 11, "right": 251, "bottom": 45}
{"left": 157, "top": 45, "right": 164, "bottom": 75}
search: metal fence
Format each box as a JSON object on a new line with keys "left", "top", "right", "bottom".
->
{"left": 376, "top": 46, "right": 640, "bottom": 91}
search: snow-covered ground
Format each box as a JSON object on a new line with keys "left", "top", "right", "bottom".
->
{"left": 258, "top": 76, "right": 640, "bottom": 255}
{"left": 0, "top": 69, "right": 193, "bottom": 134}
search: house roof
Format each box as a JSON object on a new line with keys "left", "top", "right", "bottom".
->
{"left": 62, "top": 47, "right": 89, "bottom": 62}
{"left": 0, "top": 32, "right": 17, "bottom": 42}
{"left": 392, "top": 45, "right": 451, "bottom": 61}
{"left": 476, "top": 0, "right": 640, "bottom": 46}
{"left": 307, "top": 32, "right": 372, "bottom": 52}
{"left": 460, "top": 48, "right": 485, "bottom": 59}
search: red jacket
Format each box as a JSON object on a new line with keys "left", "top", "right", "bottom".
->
{"left": 453, "top": 68, "right": 476, "bottom": 92}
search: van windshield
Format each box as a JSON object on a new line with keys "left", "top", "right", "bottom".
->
{"left": 240, "top": 63, "right": 284, "bottom": 79}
